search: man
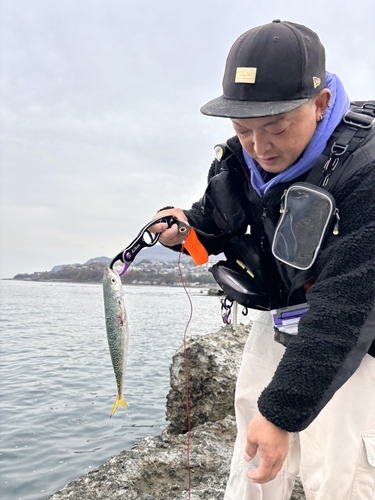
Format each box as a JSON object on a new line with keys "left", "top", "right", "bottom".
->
{"left": 152, "top": 20, "right": 375, "bottom": 499}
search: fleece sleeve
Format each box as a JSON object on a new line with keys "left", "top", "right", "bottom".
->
{"left": 258, "top": 160, "right": 375, "bottom": 432}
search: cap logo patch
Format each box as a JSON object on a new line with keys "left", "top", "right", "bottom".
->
{"left": 313, "top": 76, "right": 321, "bottom": 89}
{"left": 235, "top": 67, "right": 257, "bottom": 84}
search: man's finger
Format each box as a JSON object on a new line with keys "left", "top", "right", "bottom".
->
{"left": 244, "top": 443, "right": 257, "bottom": 462}
{"left": 148, "top": 222, "right": 169, "bottom": 234}
{"left": 246, "top": 455, "right": 282, "bottom": 484}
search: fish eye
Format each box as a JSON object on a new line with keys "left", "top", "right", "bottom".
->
{"left": 111, "top": 278, "right": 117, "bottom": 284}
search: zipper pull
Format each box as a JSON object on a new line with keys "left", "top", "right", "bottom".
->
{"left": 333, "top": 208, "right": 340, "bottom": 235}
{"left": 279, "top": 190, "right": 286, "bottom": 213}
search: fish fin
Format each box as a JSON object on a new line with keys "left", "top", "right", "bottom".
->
{"left": 110, "top": 395, "right": 128, "bottom": 417}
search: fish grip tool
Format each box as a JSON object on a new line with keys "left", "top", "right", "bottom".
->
{"left": 110, "top": 215, "right": 196, "bottom": 275}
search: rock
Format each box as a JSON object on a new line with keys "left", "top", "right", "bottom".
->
{"left": 48, "top": 323, "right": 306, "bottom": 499}
{"left": 166, "top": 324, "right": 250, "bottom": 434}
{"left": 291, "top": 479, "right": 307, "bottom": 500}
{"left": 48, "top": 417, "right": 236, "bottom": 500}
{"left": 48, "top": 415, "right": 305, "bottom": 500}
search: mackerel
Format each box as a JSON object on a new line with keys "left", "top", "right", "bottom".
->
{"left": 102, "top": 267, "right": 129, "bottom": 416}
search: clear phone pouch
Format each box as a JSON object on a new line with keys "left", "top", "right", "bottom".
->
{"left": 272, "top": 182, "right": 338, "bottom": 270}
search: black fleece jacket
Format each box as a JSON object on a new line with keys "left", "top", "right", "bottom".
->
{"left": 182, "top": 126, "right": 375, "bottom": 432}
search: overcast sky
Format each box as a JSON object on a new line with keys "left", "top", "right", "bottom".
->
{"left": 1, "top": 0, "right": 374, "bottom": 278}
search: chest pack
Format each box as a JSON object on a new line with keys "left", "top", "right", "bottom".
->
{"left": 210, "top": 101, "right": 375, "bottom": 310}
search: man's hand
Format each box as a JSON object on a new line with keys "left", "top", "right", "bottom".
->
{"left": 149, "top": 208, "right": 189, "bottom": 247}
{"left": 244, "top": 413, "right": 289, "bottom": 484}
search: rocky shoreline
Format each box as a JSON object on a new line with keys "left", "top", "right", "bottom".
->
{"left": 48, "top": 324, "right": 306, "bottom": 500}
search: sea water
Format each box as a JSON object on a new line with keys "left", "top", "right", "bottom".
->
{"left": 0, "top": 280, "right": 251, "bottom": 500}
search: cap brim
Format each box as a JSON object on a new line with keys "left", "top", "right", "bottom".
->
{"left": 200, "top": 96, "right": 309, "bottom": 118}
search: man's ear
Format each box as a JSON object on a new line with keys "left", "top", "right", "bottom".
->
{"left": 314, "top": 89, "right": 332, "bottom": 120}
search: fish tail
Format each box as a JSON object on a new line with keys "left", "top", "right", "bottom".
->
{"left": 110, "top": 395, "right": 128, "bottom": 417}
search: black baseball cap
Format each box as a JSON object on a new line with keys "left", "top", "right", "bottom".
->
{"left": 200, "top": 20, "right": 326, "bottom": 119}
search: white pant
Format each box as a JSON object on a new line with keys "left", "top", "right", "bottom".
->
{"left": 224, "top": 311, "right": 375, "bottom": 500}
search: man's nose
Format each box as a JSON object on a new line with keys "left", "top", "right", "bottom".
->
{"left": 252, "top": 131, "right": 272, "bottom": 156}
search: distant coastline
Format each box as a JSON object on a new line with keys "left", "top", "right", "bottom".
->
{"left": 10, "top": 249, "right": 220, "bottom": 288}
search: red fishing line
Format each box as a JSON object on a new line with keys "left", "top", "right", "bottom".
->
{"left": 178, "top": 245, "right": 193, "bottom": 499}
